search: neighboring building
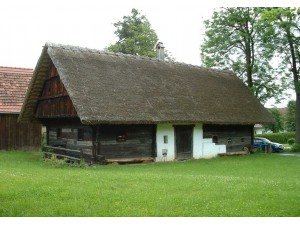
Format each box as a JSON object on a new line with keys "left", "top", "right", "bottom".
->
{"left": 278, "top": 107, "right": 287, "bottom": 115}
{"left": 0, "top": 67, "right": 41, "bottom": 150}
{"left": 254, "top": 124, "right": 271, "bottom": 134}
{"left": 254, "top": 107, "right": 288, "bottom": 134}
{"left": 18, "top": 43, "right": 274, "bottom": 162}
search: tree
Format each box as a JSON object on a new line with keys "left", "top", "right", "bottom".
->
{"left": 106, "top": 8, "right": 158, "bottom": 58}
{"left": 262, "top": 7, "right": 300, "bottom": 143}
{"left": 200, "top": 7, "right": 289, "bottom": 104}
{"left": 285, "top": 100, "right": 296, "bottom": 132}
{"left": 265, "top": 108, "right": 284, "bottom": 133}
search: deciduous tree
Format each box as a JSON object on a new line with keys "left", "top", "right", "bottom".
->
{"left": 201, "top": 7, "right": 289, "bottom": 104}
{"left": 106, "top": 8, "right": 158, "bottom": 58}
{"left": 262, "top": 7, "right": 300, "bottom": 143}
{"left": 265, "top": 108, "right": 284, "bottom": 133}
{"left": 285, "top": 100, "right": 296, "bottom": 132}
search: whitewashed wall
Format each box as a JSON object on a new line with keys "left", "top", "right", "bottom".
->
{"left": 156, "top": 124, "right": 175, "bottom": 161}
{"left": 202, "top": 138, "right": 226, "bottom": 158}
{"left": 192, "top": 123, "right": 204, "bottom": 159}
{"left": 156, "top": 123, "right": 226, "bottom": 161}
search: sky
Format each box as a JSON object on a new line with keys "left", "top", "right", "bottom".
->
{"left": 0, "top": 0, "right": 216, "bottom": 68}
{"left": 0, "top": 0, "right": 297, "bottom": 107}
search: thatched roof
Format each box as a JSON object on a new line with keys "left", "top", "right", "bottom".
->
{"left": 19, "top": 43, "right": 274, "bottom": 125}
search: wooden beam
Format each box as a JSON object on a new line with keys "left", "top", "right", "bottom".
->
{"left": 218, "top": 151, "right": 249, "bottom": 157}
{"left": 105, "top": 157, "right": 154, "bottom": 164}
{"left": 43, "top": 145, "right": 81, "bottom": 153}
{"left": 38, "top": 94, "right": 69, "bottom": 101}
{"left": 43, "top": 152, "right": 80, "bottom": 161}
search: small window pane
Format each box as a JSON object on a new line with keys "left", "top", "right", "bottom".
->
{"left": 212, "top": 136, "right": 218, "bottom": 144}
{"left": 78, "top": 128, "right": 84, "bottom": 141}
{"left": 164, "top": 135, "right": 168, "bottom": 144}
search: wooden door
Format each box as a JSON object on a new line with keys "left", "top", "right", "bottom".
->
{"left": 175, "top": 125, "right": 193, "bottom": 160}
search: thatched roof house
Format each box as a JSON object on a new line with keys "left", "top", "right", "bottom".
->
{"left": 19, "top": 43, "right": 273, "bottom": 125}
{"left": 19, "top": 43, "right": 274, "bottom": 162}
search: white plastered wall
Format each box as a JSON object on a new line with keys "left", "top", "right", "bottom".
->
{"left": 156, "top": 124, "right": 175, "bottom": 161}
{"left": 192, "top": 123, "right": 204, "bottom": 159}
{"left": 202, "top": 138, "right": 226, "bottom": 158}
{"left": 156, "top": 123, "right": 226, "bottom": 161}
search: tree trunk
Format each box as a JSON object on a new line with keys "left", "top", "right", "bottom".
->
{"left": 245, "top": 44, "right": 253, "bottom": 90}
{"left": 296, "top": 91, "right": 300, "bottom": 144}
{"left": 244, "top": 17, "right": 254, "bottom": 91}
{"left": 285, "top": 26, "right": 299, "bottom": 144}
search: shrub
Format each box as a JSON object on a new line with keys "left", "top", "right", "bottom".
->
{"left": 256, "top": 132, "right": 295, "bottom": 144}
{"left": 287, "top": 138, "right": 296, "bottom": 146}
{"left": 41, "top": 132, "right": 47, "bottom": 151}
{"left": 291, "top": 143, "right": 300, "bottom": 152}
{"left": 44, "top": 155, "right": 88, "bottom": 168}
{"left": 253, "top": 147, "right": 263, "bottom": 153}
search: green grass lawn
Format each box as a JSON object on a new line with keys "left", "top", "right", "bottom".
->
{"left": 0, "top": 151, "right": 299, "bottom": 217}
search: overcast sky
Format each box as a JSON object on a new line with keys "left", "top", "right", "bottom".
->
{"left": 0, "top": 0, "right": 217, "bottom": 68}
{"left": 0, "top": 0, "right": 297, "bottom": 107}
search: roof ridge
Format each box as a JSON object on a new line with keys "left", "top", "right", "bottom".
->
{"left": 45, "top": 42, "right": 235, "bottom": 75}
{"left": 0, "top": 66, "right": 33, "bottom": 70}
{"left": 0, "top": 67, "right": 33, "bottom": 75}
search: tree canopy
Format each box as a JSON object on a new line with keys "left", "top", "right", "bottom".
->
{"left": 200, "top": 7, "right": 289, "bottom": 104}
{"left": 106, "top": 8, "right": 158, "bottom": 58}
{"left": 285, "top": 100, "right": 296, "bottom": 132}
{"left": 261, "top": 7, "right": 300, "bottom": 143}
{"left": 265, "top": 108, "right": 285, "bottom": 133}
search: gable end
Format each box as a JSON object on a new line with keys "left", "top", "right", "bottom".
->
{"left": 35, "top": 62, "right": 77, "bottom": 118}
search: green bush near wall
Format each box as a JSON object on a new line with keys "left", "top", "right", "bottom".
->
{"left": 255, "top": 132, "right": 296, "bottom": 144}
{"left": 291, "top": 143, "right": 300, "bottom": 152}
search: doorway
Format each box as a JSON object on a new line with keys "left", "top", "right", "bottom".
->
{"left": 174, "top": 125, "right": 193, "bottom": 160}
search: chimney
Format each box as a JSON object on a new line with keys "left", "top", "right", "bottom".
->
{"left": 156, "top": 42, "right": 165, "bottom": 61}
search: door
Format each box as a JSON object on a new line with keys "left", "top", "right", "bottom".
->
{"left": 175, "top": 125, "right": 193, "bottom": 160}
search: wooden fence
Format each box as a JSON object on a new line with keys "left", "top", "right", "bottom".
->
{"left": 42, "top": 145, "right": 82, "bottom": 162}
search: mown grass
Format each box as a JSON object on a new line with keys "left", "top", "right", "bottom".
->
{"left": 0, "top": 151, "right": 299, "bottom": 217}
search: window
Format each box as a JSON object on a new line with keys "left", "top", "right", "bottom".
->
{"left": 212, "top": 135, "right": 218, "bottom": 144}
{"left": 116, "top": 131, "right": 127, "bottom": 142}
{"left": 241, "top": 138, "right": 245, "bottom": 143}
{"left": 164, "top": 135, "right": 168, "bottom": 144}
{"left": 227, "top": 138, "right": 232, "bottom": 144}
{"left": 254, "top": 139, "right": 262, "bottom": 144}
{"left": 56, "top": 128, "right": 62, "bottom": 139}
{"left": 78, "top": 128, "right": 84, "bottom": 141}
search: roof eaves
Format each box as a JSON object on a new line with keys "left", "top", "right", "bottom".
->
{"left": 18, "top": 45, "right": 51, "bottom": 123}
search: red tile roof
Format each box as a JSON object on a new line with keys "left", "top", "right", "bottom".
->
{"left": 0, "top": 66, "right": 33, "bottom": 113}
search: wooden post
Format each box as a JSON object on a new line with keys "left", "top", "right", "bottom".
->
{"left": 268, "top": 143, "right": 272, "bottom": 153}
{"left": 80, "top": 148, "right": 83, "bottom": 164}
{"left": 92, "top": 126, "right": 97, "bottom": 161}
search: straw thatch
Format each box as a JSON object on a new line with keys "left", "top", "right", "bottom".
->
{"left": 19, "top": 43, "right": 274, "bottom": 125}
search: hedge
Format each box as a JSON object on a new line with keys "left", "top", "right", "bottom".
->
{"left": 255, "top": 132, "right": 296, "bottom": 144}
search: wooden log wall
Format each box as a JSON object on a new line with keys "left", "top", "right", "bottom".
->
{"left": 97, "top": 125, "right": 155, "bottom": 159}
{"left": 47, "top": 124, "right": 93, "bottom": 157}
{"left": 35, "top": 62, "right": 77, "bottom": 118}
{"left": 0, "top": 114, "right": 41, "bottom": 150}
{"left": 203, "top": 124, "right": 252, "bottom": 152}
